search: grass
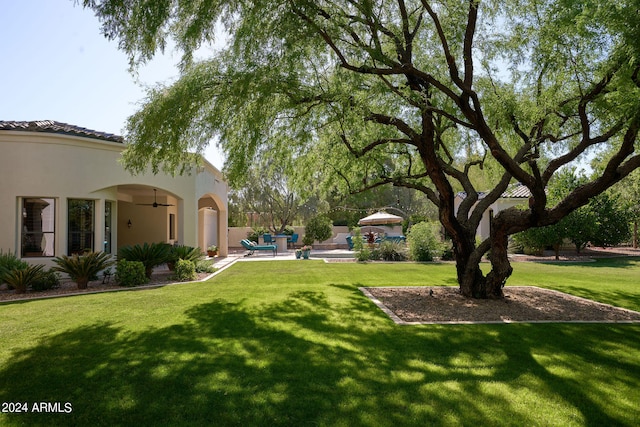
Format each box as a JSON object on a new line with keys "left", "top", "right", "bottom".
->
{"left": 1, "top": 258, "right": 639, "bottom": 426}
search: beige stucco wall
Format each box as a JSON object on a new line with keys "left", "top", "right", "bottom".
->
{"left": 454, "top": 195, "right": 527, "bottom": 241}
{"left": 0, "top": 129, "right": 228, "bottom": 265}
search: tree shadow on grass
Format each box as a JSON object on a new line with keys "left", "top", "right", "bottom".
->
{"left": 1, "top": 288, "right": 639, "bottom": 426}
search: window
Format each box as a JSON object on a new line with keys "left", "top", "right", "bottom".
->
{"left": 169, "top": 213, "right": 176, "bottom": 240}
{"left": 68, "top": 200, "right": 94, "bottom": 255}
{"left": 21, "top": 198, "right": 55, "bottom": 257}
{"left": 104, "top": 201, "right": 113, "bottom": 253}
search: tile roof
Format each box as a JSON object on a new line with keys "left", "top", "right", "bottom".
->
{"left": 501, "top": 183, "right": 532, "bottom": 198}
{"left": 0, "top": 120, "right": 123, "bottom": 143}
{"left": 457, "top": 183, "right": 532, "bottom": 200}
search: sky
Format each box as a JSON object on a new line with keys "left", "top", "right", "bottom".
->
{"left": 0, "top": 0, "right": 225, "bottom": 169}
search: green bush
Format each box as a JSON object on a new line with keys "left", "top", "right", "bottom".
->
{"left": 169, "top": 245, "right": 204, "bottom": 265}
{"left": 3, "top": 264, "right": 46, "bottom": 294}
{"left": 379, "top": 240, "right": 408, "bottom": 261}
{"left": 304, "top": 215, "right": 333, "bottom": 245}
{"left": 53, "top": 251, "right": 115, "bottom": 289}
{"left": 195, "top": 259, "right": 217, "bottom": 274}
{"left": 352, "top": 228, "right": 369, "bottom": 261}
{"left": 441, "top": 244, "right": 455, "bottom": 261}
{"left": 355, "top": 247, "right": 372, "bottom": 262}
{"left": 115, "top": 260, "right": 148, "bottom": 287}
{"left": 407, "top": 221, "right": 443, "bottom": 262}
{"left": 118, "top": 242, "right": 171, "bottom": 278}
{"left": 248, "top": 227, "right": 269, "bottom": 243}
{"left": 0, "top": 250, "right": 29, "bottom": 288}
{"left": 31, "top": 269, "right": 61, "bottom": 291}
{"left": 174, "top": 259, "right": 197, "bottom": 281}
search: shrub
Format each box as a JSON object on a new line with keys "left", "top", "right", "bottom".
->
{"left": 0, "top": 250, "right": 29, "bottom": 288}
{"left": 355, "top": 247, "right": 372, "bottom": 262}
{"left": 379, "top": 240, "right": 408, "bottom": 261}
{"left": 248, "top": 227, "right": 269, "bottom": 243}
{"left": 118, "top": 242, "right": 171, "bottom": 278}
{"left": 53, "top": 251, "right": 115, "bottom": 289}
{"left": 31, "top": 269, "right": 61, "bottom": 291}
{"left": 407, "top": 221, "right": 443, "bottom": 262}
{"left": 169, "top": 245, "right": 204, "bottom": 267}
{"left": 195, "top": 259, "right": 217, "bottom": 274}
{"left": 3, "top": 264, "right": 46, "bottom": 294}
{"left": 440, "top": 244, "right": 455, "bottom": 261}
{"left": 352, "top": 228, "right": 369, "bottom": 261}
{"left": 174, "top": 259, "right": 197, "bottom": 281}
{"left": 115, "top": 260, "right": 147, "bottom": 287}
{"left": 304, "top": 215, "right": 333, "bottom": 245}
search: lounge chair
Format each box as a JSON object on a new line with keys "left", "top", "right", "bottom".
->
{"left": 241, "top": 239, "right": 277, "bottom": 256}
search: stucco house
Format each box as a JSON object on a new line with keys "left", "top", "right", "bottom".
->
{"left": 454, "top": 183, "right": 532, "bottom": 241}
{"left": 0, "top": 120, "right": 228, "bottom": 266}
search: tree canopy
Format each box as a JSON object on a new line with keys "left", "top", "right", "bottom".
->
{"left": 83, "top": 0, "right": 640, "bottom": 297}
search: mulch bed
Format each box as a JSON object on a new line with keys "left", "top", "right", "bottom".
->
{"left": 0, "top": 270, "right": 211, "bottom": 303}
{"left": 362, "top": 286, "right": 640, "bottom": 324}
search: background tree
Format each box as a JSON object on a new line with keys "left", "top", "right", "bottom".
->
{"left": 514, "top": 169, "right": 631, "bottom": 255}
{"left": 83, "top": 0, "right": 640, "bottom": 298}
{"left": 328, "top": 185, "right": 437, "bottom": 230}
{"left": 230, "top": 159, "right": 303, "bottom": 234}
{"left": 597, "top": 165, "right": 640, "bottom": 248}
{"left": 588, "top": 192, "right": 631, "bottom": 248}
{"left": 303, "top": 215, "right": 333, "bottom": 245}
{"left": 513, "top": 223, "right": 564, "bottom": 258}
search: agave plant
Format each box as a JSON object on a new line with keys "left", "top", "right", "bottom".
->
{"left": 3, "top": 264, "right": 46, "bottom": 294}
{"left": 53, "top": 251, "right": 115, "bottom": 289}
{"left": 118, "top": 242, "right": 171, "bottom": 278}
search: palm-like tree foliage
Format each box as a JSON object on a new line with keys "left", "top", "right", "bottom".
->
{"left": 118, "top": 242, "right": 171, "bottom": 278}
{"left": 0, "top": 250, "right": 29, "bottom": 286}
{"left": 3, "top": 264, "right": 46, "bottom": 294}
{"left": 169, "top": 245, "right": 204, "bottom": 264}
{"left": 53, "top": 251, "right": 115, "bottom": 289}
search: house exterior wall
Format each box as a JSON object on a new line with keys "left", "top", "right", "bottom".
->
{"left": 0, "top": 127, "right": 228, "bottom": 265}
{"left": 454, "top": 195, "right": 527, "bottom": 241}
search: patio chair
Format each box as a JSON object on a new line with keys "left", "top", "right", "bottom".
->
{"left": 241, "top": 239, "right": 277, "bottom": 257}
{"left": 263, "top": 234, "right": 274, "bottom": 244}
{"left": 346, "top": 235, "right": 354, "bottom": 250}
{"left": 288, "top": 233, "right": 298, "bottom": 249}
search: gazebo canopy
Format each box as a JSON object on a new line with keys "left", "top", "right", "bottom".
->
{"left": 358, "top": 211, "right": 403, "bottom": 226}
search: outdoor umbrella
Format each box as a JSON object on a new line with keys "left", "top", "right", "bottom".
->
{"left": 358, "top": 211, "right": 403, "bottom": 226}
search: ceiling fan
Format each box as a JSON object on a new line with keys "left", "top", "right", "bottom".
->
{"left": 137, "top": 189, "right": 174, "bottom": 208}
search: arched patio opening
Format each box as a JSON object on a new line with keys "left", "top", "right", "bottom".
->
{"left": 198, "top": 193, "right": 228, "bottom": 257}
{"left": 117, "top": 185, "right": 181, "bottom": 249}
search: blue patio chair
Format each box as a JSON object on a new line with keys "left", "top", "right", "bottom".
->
{"left": 346, "top": 235, "right": 354, "bottom": 250}
{"left": 263, "top": 234, "right": 274, "bottom": 244}
{"left": 288, "top": 233, "right": 298, "bottom": 248}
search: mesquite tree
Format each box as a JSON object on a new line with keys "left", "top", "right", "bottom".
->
{"left": 83, "top": 0, "right": 640, "bottom": 298}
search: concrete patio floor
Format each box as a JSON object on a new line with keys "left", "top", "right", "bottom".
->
{"left": 211, "top": 248, "right": 355, "bottom": 270}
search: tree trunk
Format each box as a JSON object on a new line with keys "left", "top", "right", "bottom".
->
{"left": 454, "top": 217, "right": 514, "bottom": 299}
{"left": 77, "top": 278, "right": 89, "bottom": 289}
{"left": 485, "top": 229, "right": 511, "bottom": 299}
{"left": 453, "top": 232, "right": 497, "bottom": 298}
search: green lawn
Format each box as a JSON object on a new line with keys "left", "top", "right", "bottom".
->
{"left": 1, "top": 258, "right": 639, "bottom": 426}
